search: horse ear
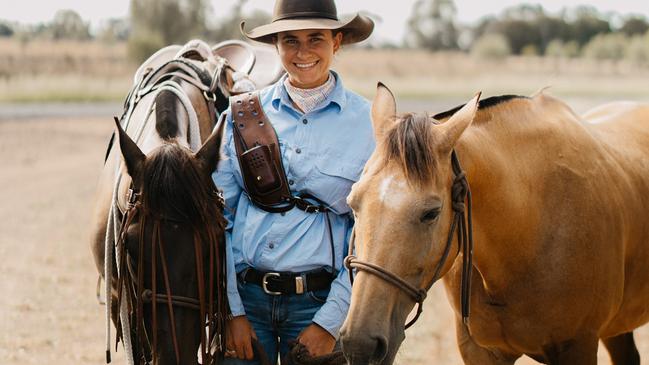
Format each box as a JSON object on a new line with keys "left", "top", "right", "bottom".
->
{"left": 371, "top": 82, "right": 397, "bottom": 141}
{"left": 437, "top": 92, "right": 481, "bottom": 153}
{"left": 194, "top": 114, "right": 226, "bottom": 175}
{"left": 114, "top": 117, "right": 145, "bottom": 181}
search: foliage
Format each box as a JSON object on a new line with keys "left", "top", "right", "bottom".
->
{"left": 97, "top": 18, "right": 130, "bottom": 43}
{"left": 208, "top": 0, "right": 271, "bottom": 43}
{"left": 619, "top": 16, "right": 649, "bottom": 37}
{"left": 470, "top": 33, "right": 511, "bottom": 60}
{"left": 50, "top": 10, "right": 91, "bottom": 40}
{"left": 582, "top": 33, "right": 628, "bottom": 61}
{"left": 0, "top": 22, "right": 13, "bottom": 37}
{"left": 626, "top": 31, "right": 649, "bottom": 66}
{"left": 128, "top": 0, "right": 209, "bottom": 62}
{"left": 545, "top": 39, "right": 580, "bottom": 58}
{"left": 405, "top": 0, "right": 459, "bottom": 50}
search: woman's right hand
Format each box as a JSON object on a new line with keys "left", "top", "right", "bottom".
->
{"left": 225, "top": 315, "right": 257, "bottom": 360}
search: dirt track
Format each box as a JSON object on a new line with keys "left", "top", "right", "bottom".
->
{"left": 1, "top": 115, "right": 649, "bottom": 364}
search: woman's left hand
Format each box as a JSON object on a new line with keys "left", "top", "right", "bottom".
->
{"left": 297, "top": 323, "right": 336, "bottom": 357}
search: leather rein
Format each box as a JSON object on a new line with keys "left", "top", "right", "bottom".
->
{"left": 114, "top": 188, "right": 227, "bottom": 365}
{"left": 344, "top": 150, "right": 474, "bottom": 329}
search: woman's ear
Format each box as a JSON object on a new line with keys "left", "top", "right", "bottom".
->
{"left": 333, "top": 31, "right": 343, "bottom": 53}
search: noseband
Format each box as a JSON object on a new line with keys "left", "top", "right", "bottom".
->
{"left": 344, "top": 150, "right": 474, "bottom": 329}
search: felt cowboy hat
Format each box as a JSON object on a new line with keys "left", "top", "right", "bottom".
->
{"left": 241, "top": 0, "right": 374, "bottom": 45}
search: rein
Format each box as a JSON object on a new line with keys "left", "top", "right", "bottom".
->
{"left": 114, "top": 188, "right": 227, "bottom": 365}
{"left": 344, "top": 150, "right": 474, "bottom": 328}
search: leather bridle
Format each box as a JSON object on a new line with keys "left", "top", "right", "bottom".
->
{"left": 344, "top": 150, "right": 474, "bottom": 329}
{"left": 114, "top": 187, "right": 227, "bottom": 365}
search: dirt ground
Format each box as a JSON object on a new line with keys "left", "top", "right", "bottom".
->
{"left": 1, "top": 114, "right": 649, "bottom": 365}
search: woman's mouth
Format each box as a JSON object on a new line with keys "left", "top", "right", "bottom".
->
{"left": 294, "top": 61, "right": 318, "bottom": 70}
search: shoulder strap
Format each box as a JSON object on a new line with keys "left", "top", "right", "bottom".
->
{"left": 230, "top": 91, "right": 293, "bottom": 211}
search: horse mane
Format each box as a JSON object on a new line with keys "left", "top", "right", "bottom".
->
{"left": 155, "top": 90, "right": 180, "bottom": 139}
{"left": 384, "top": 95, "right": 528, "bottom": 185}
{"left": 140, "top": 144, "right": 224, "bottom": 230}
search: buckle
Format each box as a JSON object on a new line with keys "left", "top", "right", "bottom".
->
{"left": 262, "top": 272, "right": 282, "bottom": 295}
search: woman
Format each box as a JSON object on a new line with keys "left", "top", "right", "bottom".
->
{"left": 213, "top": 1, "right": 375, "bottom": 363}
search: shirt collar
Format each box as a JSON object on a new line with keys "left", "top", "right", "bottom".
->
{"left": 271, "top": 71, "right": 347, "bottom": 114}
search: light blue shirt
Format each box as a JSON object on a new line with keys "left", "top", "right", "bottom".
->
{"left": 212, "top": 72, "right": 375, "bottom": 337}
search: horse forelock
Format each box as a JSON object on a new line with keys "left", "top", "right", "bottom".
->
{"left": 140, "top": 143, "right": 224, "bottom": 230}
{"left": 383, "top": 112, "right": 438, "bottom": 186}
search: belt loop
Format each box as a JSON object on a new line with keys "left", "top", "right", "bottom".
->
{"left": 238, "top": 267, "right": 250, "bottom": 284}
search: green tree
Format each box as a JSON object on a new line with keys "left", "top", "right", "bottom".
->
{"left": 565, "top": 6, "right": 611, "bottom": 46}
{"left": 129, "top": 0, "right": 209, "bottom": 62}
{"left": 0, "top": 22, "right": 13, "bottom": 37}
{"left": 208, "top": 0, "right": 271, "bottom": 42}
{"left": 50, "top": 9, "right": 91, "bottom": 40}
{"left": 405, "top": 0, "right": 459, "bottom": 51}
{"left": 620, "top": 16, "right": 649, "bottom": 37}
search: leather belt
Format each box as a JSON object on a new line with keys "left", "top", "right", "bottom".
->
{"left": 243, "top": 269, "right": 334, "bottom": 296}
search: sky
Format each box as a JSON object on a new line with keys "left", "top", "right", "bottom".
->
{"left": 1, "top": 0, "right": 648, "bottom": 43}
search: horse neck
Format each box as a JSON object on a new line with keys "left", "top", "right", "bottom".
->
{"left": 450, "top": 97, "right": 585, "bottom": 294}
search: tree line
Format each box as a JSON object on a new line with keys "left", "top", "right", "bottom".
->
{"left": 1, "top": 0, "right": 648, "bottom": 64}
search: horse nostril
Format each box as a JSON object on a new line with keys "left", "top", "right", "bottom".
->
{"left": 371, "top": 335, "right": 388, "bottom": 362}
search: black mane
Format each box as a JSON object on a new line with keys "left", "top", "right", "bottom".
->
{"left": 433, "top": 95, "right": 528, "bottom": 120}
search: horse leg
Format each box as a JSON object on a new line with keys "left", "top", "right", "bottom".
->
{"left": 542, "top": 335, "right": 598, "bottom": 365}
{"left": 602, "top": 332, "right": 640, "bottom": 365}
{"left": 455, "top": 319, "right": 519, "bottom": 365}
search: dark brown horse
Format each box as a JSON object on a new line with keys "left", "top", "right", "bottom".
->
{"left": 90, "top": 41, "right": 236, "bottom": 365}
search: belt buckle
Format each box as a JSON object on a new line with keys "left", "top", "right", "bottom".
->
{"left": 262, "top": 272, "right": 282, "bottom": 295}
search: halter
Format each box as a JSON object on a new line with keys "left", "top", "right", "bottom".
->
{"left": 344, "top": 150, "right": 474, "bottom": 329}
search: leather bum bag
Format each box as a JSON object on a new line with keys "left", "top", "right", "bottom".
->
{"left": 230, "top": 91, "right": 329, "bottom": 214}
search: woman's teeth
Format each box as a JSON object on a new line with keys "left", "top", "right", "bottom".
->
{"left": 295, "top": 61, "right": 318, "bottom": 69}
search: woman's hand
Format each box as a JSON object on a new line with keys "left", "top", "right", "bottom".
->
{"left": 297, "top": 323, "right": 336, "bottom": 357}
{"left": 225, "top": 315, "right": 257, "bottom": 360}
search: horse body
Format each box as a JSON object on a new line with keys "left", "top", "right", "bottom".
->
{"left": 340, "top": 85, "right": 649, "bottom": 364}
{"left": 90, "top": 42, "right": 233, "bottom": 365}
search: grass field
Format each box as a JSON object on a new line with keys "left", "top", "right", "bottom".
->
{"left": 1, "top": 39, "right": 648, "bottom": 103}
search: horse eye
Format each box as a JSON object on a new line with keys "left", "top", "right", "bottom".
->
{"left": 420, "top": 208, "right": 440, "bottom": 223}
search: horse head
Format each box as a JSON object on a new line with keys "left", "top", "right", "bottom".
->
{"left": 113, "top": 99, "right": 226, "bottom": 365}
{"left": 340, "top": 83, "right": 480, "bottom": 365}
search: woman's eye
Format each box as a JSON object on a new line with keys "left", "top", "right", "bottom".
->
{"left": 420, "top": 208, "right": 440, "bottom": 223}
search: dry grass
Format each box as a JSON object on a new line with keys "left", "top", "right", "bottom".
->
{"left": 0, "top": 39, "right": 648, "bottom": 103}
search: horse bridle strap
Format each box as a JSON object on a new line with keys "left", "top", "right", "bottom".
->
{"left": 344, "top": 150, "right": 474, "bottom": 329}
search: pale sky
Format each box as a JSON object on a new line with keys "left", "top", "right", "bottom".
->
{"left": 1, "top": 0, "right": 648, "bottom": 43}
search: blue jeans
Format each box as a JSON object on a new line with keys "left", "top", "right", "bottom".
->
{"left": 223, "top": 274, "right": 330, "bottom": 365}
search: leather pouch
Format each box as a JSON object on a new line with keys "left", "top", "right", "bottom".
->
{"left": 240, "top": 144, "right": 282, "bottom": 195}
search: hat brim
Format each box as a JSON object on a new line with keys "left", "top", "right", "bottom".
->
{"left": 241, "top": 13, "right": 374, "bottom": 45}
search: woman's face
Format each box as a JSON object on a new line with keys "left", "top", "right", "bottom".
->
{"left": 276, "top": 29, "right": 342, "bottom": 89}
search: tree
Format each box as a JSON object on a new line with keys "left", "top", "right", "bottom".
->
{"left": 405, "top": 0, "right": 459, "bottom": 51}
{"left": 129, "top": 0, "right": 209, "bottom": 62}
{"left": 564, "top": 6, "right": 611, "bottom": 46}
{"left": 208, "top": 0, "right": 271, "bottom": 42}
{"left": 0, "top": 22, "right": 13, "bottom": 37}
{"left": 50, "top": 9, "right": 91, "bottom": 40}
{"left": 620, "top": 16, "right": 649, "bottom": 37}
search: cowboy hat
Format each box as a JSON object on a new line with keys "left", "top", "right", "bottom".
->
{"left": 241, "top": 0, "right": 374, "bottom": 45}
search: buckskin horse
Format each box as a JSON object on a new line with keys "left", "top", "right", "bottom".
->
{"left": 89, "top": 40, "right": 282, "bottom": 365}
{"left": 340, "top": 83, "right": 649, "bottom": 364}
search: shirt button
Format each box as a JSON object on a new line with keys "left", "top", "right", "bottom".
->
{"left": 302, "top": 119, "right": 308, "bottom": 125}
{"left": 280, "top": 212, "right": 286, "bottom": 216}
{"left": 289, "top": 179, "right": 295, "bottom": 186}
{"left": 269, "top": 242, "right": 275, "bottom": 249}
{"left": 295, "top": 148, "right": 302, "bottom": 154}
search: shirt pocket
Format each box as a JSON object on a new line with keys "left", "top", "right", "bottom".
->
{"left": 306, "top": 158, "right": 362, "bottom": 215}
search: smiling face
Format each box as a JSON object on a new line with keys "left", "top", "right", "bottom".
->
{"left": 276, "top": 29, "right": 342, "bottom": 89}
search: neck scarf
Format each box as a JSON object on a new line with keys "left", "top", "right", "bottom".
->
{"left": 284, "top": 73, "right": 336, "bottom": 114}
